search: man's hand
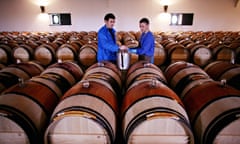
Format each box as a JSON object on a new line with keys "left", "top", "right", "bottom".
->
{"left": 119, "top": 45, "right": 128, "bottom": 50}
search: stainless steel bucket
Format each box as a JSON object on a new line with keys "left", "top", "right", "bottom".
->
{"left": 117, "top": 49, "right": 130, "bottom": 70}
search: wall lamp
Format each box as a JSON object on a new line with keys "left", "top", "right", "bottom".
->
{"left": 40, "top": 5, "right": 45, "bottom": 13}
{"left": 164, "top": 5, "right": 168, "bottom": 13}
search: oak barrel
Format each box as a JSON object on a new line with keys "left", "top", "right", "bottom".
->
{"left": 12, "top": 44, "right": 34, "bottom": 62}
{"left": 204, "top": 61, "right": 240, "bottom": 90}
{"left": 125, "top": 61, "right": 167, "bottom": 89}
{"left": 0, "top": 61, "right": 44, "bottom": 93}
{"left": 165, "top": 42, "right": 190, "bottom": 63}
{"left": 34, "top": 43, "right": 57, "bottom": 66}
{"left": 212, "top": 44, "right": 235, "bottom": 63}
{"left": 78, "top": 43, "right": 97, "bottom": 68}
{"left": 0, "top": 44, "right": 12, "bottom": 64}
{"left": 56, "top": 43, "right": 80, "bottom": 62}
{"left": 44, "top": 80, "right": 118, "bottom": 144}
{"left": 41, "top": 61, "right": 84, "bottom": 86}
{"left": 0, "top": 78, "right": 60, "bottom": 144}
{"left": 190, "top": 44, "right": 212, "bottom": 67}
{"left": 83, "top": 61, "right": 122, "bottom": 98}
{"left": 182, "top": 80, "right": 240, "bottom": 144}
{"left": 164, "top": 61, "right": 209, "bottom": 96}
{"left": 121, "top": 79, "right": 194, "bottom": 144}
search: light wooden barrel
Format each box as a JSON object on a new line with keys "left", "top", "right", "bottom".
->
{"left": 126, "top": 61, "right": 167, "bottom": 89}
{"left": 212, "top": 44, "right": 235, "bottom": 63}
{"left": 182, "top": 80, "right": 240, "bottom": 144}
{"left": 83, "top": 61, "right": 122, "bottom": 98}
{"left": 204, "top": 61, "right": 240, "bottom": 90}
{"left": 121, "top": 80, "right": 194, "bottom": 144}
{"left": 190, "top": 44, "right": 212, "bottom": 67}
{"left": 56, "top": 43, "right": 80, "bottom": 62}
{"left": 78, "top": 44, "right": 97, "bottom": 68}
{"left": 12, "top": 44, "right": 34, "bottom": 62}
{"left": 0, "top": 79, "right": 59, "bottom": 144}
{"left": 41, "top": 61, "right": 84, "bottom": 86}
{"left": 0, "top": 61, "right": 44, "bottom": 93}
{"left": 44, "top": 80, "right": 118, "bottom": 144}
{"left": 154, "top": 44, "right": 167, "bottom": 66}
{"left": 34, "top": 43, "right": 57, "bottom": 66}
{"left": 164, "top": 61, "right": 210, "bottom": 96}
{"left": 0, "top": 44, "right": 12, "bottom": 64}
{"left": 166, "top": 42, "right": 190, "bottom": 63}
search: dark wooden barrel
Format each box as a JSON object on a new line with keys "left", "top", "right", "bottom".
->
{"left": 42, "top": 61, "right": 84, "bottom": 86}
{"left": 0, "top": 44, "right": 12, "bottom": 64}
{"left": 0, "top": 61, "right": 44, "bottom": 93}
{"left": 0, "top": 63, "right": 5, "bottom": 70}
{"left": 34, "top": 43, "right": 57, "bottom": 66}
{"left": 78, "top": 43, "right": 97, "bottom": 68}
{"left": 182, "top": 80, "right": 240, "bottom": 144}
{"left": 56, "top": 43, "right": 80, "bottom": 62}
{"left": 164, "top": 61, "right": 210, "bottom": 96}
{"left": 190, "top": 44, "right": 212, "bottom": 67}
{"left": 121, "top": 80, "right": 194, "bottom": 144}
{"left": 44, "top": 80, "right": 118, "bottom": 144}
{"left": 212, "top": 44, "right": 235, "bottom": 63}
{"left": 126, "top": 61, "right": 167, "bottom": 89}
{"left": 204, "top": 61, "right": 240, "bottom": 90}
{"left": 0, "top": 78, "right": 60, "bottom": 144}
{"left": 30, "top": 73, "right": 71, "bottom": 98}
{"left": 235, "top": 45, "right": 240, "bottom": 64}
{"left": 12, "top": 44, "right": 34, "bottom": 62}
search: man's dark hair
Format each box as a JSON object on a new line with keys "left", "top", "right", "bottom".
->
{"left": 139, "top": 18, "right": 150, "bottom": 25}
{"left": 104, "top": 13, "right": 116, "bottom": 21}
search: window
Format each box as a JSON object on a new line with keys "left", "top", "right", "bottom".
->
{"left": 49, "top": 13, "right": 72, "bottom": 25}
{"left": 170, "top": 13, "right": 194, "bottom": 26}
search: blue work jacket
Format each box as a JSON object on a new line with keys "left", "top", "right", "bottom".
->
{"left": 97, "top": 25, "right": 119, "bottom": 62}
{"left": 137, "top": 31, "right": 155, "bottom": 57}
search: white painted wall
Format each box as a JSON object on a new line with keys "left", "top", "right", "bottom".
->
{"left": 0, "top": 0, "right": 239, "bottom": 32}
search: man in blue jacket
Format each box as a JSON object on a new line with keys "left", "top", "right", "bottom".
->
{"left": 97, "top": 13, "right": 127, "bottom": 63}
{"left": 131, "top": 18, "right": 155, "bottom": 63}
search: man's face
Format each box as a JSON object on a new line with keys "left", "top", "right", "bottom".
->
{"left": 139, "top": 22, "right": 149, "bottom": 33}
{"left": 105, "top": 18, "right": 115, "bottom": 29}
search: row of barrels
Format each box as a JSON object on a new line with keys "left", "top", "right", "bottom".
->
{"left": 1, "top": 59, "right": 240, "bottom": 144}
{"left": 121, "top": 31, "right": 240, "bottom": 67}
{"left": 0, "top": 39, "right": 98, "bottom": 69}
{"left": 165, "top": 61, "right": 240, "bottom": 144}
{"left": 1, "top": 31, "right": 240, "bottom": 69}
{"left": 0, "top": 61, "right": 84, "bottom": 144}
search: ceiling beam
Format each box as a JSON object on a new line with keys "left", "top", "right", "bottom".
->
{"left": 234, "top": 0, "right": 240, "bottom": 7}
